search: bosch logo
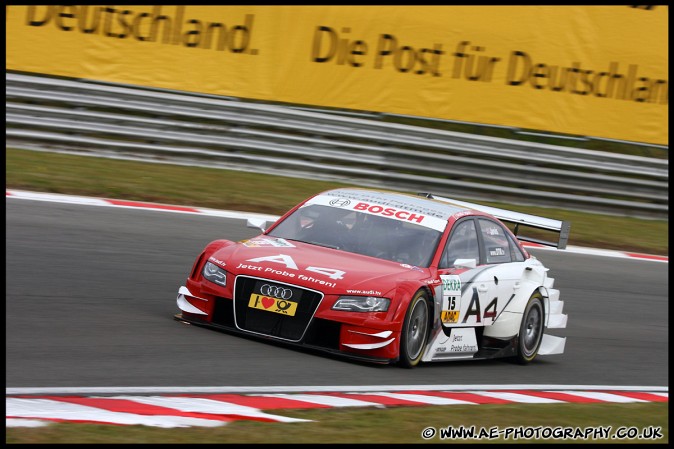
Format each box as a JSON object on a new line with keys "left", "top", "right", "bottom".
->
{"left": 329, "top": 198, "right": 351, "bottom": 207}
{"left": 260, "top": 284, "right": 293, "bottom": 300}
{"left": 353, "top": 202, "right": 425, "bottom": 224}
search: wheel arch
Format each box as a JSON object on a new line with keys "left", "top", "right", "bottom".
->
{"left": 390, "top": 282, "right": 435, "bottom": 325}
{"left": 483, "top": 282, "right": 547, "bottom": 339}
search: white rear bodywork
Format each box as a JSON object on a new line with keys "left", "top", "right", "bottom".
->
{"left": 422, "top": 254, "right": 567, "bottom": 362}
{"left": 423, "top": 259, "right": 567, "bottom": 362}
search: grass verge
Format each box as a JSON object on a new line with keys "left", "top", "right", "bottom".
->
{"left": 6, "top": 148, "right": 667, "bottom": 255}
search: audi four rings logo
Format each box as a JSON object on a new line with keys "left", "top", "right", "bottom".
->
{"left": 260, "top": 284, "right": 293, "bottom": 299}
{"left": 329, "top": 198, "right": 351, "bottom": 207}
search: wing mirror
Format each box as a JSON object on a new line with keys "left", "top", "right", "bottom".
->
{"left": 246, "top": 218, "right": 274, "bottom": 232}
{"left": 453, "top": 258, "right": 477, "bottom": 269}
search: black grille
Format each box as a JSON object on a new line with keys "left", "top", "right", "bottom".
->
{"left": 211, "top": 297, "right": 235, "bottom": 327}
{"left": 303, "top": 318, "right": 341, "bottom": 350}
{"left": 233, "top": 276, "right": 323, "bottom": 342}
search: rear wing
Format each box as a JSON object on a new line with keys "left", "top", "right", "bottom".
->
{"left": 419, "top": 193, "right": 571, "bottom": 250}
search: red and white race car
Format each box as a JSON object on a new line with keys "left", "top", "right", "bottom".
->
{"left": 175, "top": 188, "right": 569, "bottom": 367}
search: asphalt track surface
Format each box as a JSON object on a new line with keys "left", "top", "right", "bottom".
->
{"left": 6, "top": 199, "right": 669, "bottom": 389}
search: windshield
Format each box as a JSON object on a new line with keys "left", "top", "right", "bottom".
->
{"left": 268, "top": 204, "right": 443, "bottom": 267}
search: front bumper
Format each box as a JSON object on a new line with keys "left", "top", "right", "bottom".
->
{"left": 176, "top": 284, "right": 400, "bottom": 364}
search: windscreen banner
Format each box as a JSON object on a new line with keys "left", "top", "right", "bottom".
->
{"left": 5, "top": 5, "right": 668, "bottom": 145}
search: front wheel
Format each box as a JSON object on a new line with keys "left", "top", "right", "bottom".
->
{"left": 398, "top": 291, "right": 430, "bottom": 368}
{"left": 516, "top": 292, "right": 544, "bottom": 364}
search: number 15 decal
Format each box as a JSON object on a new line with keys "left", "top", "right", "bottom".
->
{"left": 441, "top": 295, "right": 460, "bottom": 324}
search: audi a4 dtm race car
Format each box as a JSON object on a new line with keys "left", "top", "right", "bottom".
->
{"left": 175, "top": 188, "right": 570, "bottom": 367}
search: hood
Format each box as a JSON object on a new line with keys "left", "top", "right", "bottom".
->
{"left": 211, "top": 236, "right": 430, "bottom": 296}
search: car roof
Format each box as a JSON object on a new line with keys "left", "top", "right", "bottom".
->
{"left": 320, "top": 187, "right": 472, "bottom": 221}
{"left": 316, "top": 187, "right": 571, "bottom": 250}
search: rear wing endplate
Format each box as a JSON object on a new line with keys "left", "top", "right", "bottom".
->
{"left": 419, "top": 193, "right": 571, "bottom": 250}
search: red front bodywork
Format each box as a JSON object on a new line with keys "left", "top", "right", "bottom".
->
{"left": 179, "top": 237, "right": 436, "bottom": 363}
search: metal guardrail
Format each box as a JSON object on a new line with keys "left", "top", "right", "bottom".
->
{"left": 5, "top": 72, "right": 668, "bottom": 219}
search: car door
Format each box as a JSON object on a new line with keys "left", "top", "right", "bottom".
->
{"left": 437, "top": 217, "right": 501, "bottom": 329}
{"left": 475, "top": 217, "right": 528, "bottom": 322}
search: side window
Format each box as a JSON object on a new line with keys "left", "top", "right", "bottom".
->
{"left": 479, "top": 219, "right": 512, "bottom": 264}
{"left": 440, "top": 220, "right": 479, "bottom": 268}
{"left": 507, "top": 232, "right": 526, "bottom": 262}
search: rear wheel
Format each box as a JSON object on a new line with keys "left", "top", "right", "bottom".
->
{"left": 516, "top": 292, "right": 544, "bottom": 364}
{"left": 399, "top": 291, "right": 430, "bottom": 368}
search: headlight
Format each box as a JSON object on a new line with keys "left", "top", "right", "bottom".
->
{"left": 332, "top": 296, "right": 390, "bottom": 312}
{"left": 202, "top": 262, "right": 227, "bottom": 286}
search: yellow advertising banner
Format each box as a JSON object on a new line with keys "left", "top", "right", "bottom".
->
{"left": 5, "top": 5, "right": 668, "bottom": 145}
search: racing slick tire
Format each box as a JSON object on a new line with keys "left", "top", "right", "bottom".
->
{"left": 398, "top": 290, "right": 430, "bottom": 368}
{"left": 516, "top": 292, "right": 545, "bottom": 364}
